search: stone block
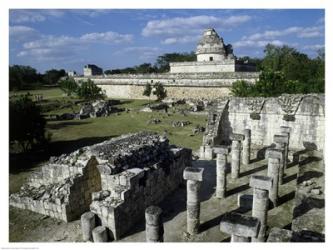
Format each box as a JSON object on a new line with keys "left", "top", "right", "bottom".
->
{"left": 92, "top": 226, "right": 108, "bottom": 242}
{"left": 238, "top": 194, "right": 253, "bottom": 209}
{"left": 267, "top": 227, "right": 292, "bottom": 242}
{"left": 213, "top": 146, "right": 229, "bottom": 155}
{"left": 230, "top": 133, "right": 245, "bottom": 141}
{"left": 265, "top": 148, "right": 284, "bottom": 159}
{"left": 249, "top": 175, "right": 273, "bottom": 191}
{"left": 220, "top": 212, "right": 260, "bottom": 238}
{"left": 183, "top": 167, "right": 204, "bottom": 182}
{"left": 273, "top": 134, "right": 289, "bottom": 145}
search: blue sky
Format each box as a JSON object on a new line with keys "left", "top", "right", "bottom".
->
{"left": 9, "top": 9, "right": 325, "bottom": 74}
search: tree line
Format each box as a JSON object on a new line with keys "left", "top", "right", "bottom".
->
{"left": 231, "top": 44, "right": 325, "bottom": 97}
{"left": 9, "top": 65, "right": 66, "bottom": 91}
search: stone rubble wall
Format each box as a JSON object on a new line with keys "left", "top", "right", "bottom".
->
{"left": 74, "top": 72, "right": 259, "bottom": 100}
{"left": 90, "top": 147, "right": 192, "bottom": 240}
{"left": 203, "top": 94, "right": 325, "bottom": 153}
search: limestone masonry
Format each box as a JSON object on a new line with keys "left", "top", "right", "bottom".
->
{"left": 10, "top": 132, "right": 192, "bottom": 239}
{"left": 75, "top": 28, "right": 258, "bottom": 99}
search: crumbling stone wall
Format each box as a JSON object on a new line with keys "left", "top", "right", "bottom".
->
{"left": 10, "top": 132, "right": 191, "bottom": 239}
{"left": 201, "top": 94, "right": 324, "bottom": 159}
{"left": 89, "top": 134, "right": 192, "bottom": 240}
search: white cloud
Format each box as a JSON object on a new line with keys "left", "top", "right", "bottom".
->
{"left": 234, "top": 39, "right": 285, "bottom": 48}
{"left": 142, "top": 15, "right": 252, "bottom": 44}
{"left": 80, "top": 32, "right": 133, "bottom": 43}
{"left": 9, "top": 25, "right": 40, "bottom": 41}
{"left": 17, "top": 31, "right": 133, "bottom": 62}
{"left": 242, "top": 26, "right": 323, "bottom": 41}
{"left": 303, "top": 44, "right": 325, "bottom": 50}
{"left": 114, "top": 47, "right": 162, "bottom": 60}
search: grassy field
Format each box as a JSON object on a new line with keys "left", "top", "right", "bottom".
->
{"left": 9, "top": 87, "right": 207, "bottom": 193}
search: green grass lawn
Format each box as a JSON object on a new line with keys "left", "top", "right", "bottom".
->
{"left": 9, "top": 87, "right": 207, "bottom": 193}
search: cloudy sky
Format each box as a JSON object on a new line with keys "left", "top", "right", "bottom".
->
{"left": 9, "top": 9, "right": 324, "bottom": 74}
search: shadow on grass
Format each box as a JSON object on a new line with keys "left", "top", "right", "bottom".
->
{"left": 9, "top": 135, "right": 115, "bottom": 174}
{"left": 47, "top": 121, "right": 92, "bottom": 130}
{"left": 239, "top": 164, "right": 268, "bottom": 178}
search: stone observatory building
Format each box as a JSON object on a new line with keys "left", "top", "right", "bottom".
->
{"left": 170, "top": 28, "right": 255, "bottom": 73}
{"left": 74, "top": 28, "right": 259, "bottom": 100}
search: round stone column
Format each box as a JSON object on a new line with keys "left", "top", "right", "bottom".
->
{"left": 81, "top": 211, "right": 96, "bottom": 242}
{"left": 242, "top": 129, "right": 251, "bottom": 165}
{"left": 92, "top": 226, "right": 108, "bottom": 242}
{"left": 231, "top": 140, "right": 241, "bottom": 179}
{"left": 216, "top": 153, "right": 227, "bottom": 198}
{"left": 183, "top": 167, "right": 204, "bottom": 235}
{"left": 267, "top": 157, "right": 280, "bottom": 207}
{"left": 145, "top": 206, "right": 164, "bottom": 242}
{"left": 252, "top": 188, "right": 269, "bottom": 242}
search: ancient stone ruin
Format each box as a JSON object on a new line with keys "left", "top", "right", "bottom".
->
{"left": 9, "top": 93, "right": 325, "bottom": 242}
{"left": 10, "top": 131, "right": 192, "bottom": 240}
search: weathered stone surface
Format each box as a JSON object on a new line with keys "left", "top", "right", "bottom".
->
{"left": 183, "top": 167, "right": 204, "bottom": 182}
{"left": 267, "top": 228, "right": 292, "bottom": 242}
{"left": 92, "top": 226, "right": 108, "bottom": 242}
{"left": 273, "top": 134, "right": 289, "bottom": 145}
{"left": 230, "top": 133, "right": 245, "bottom": 141}
{"left": 213, "top": 146, "right": 229, "bottom": 155}
{"left": 231, "top": 140, "right": 241, "bottom": 179}
{"left": 145, "top": 206, "right": 164, "bottom": 242}
{"left": 267, "top": 158, "right": 280, "bottom": 207}
{"left": 81, "top": 212, "right": 96, "bottom": 241}
{"left": 249, "top": 175, "right": 273, "bottom": 191}
{"left": 220, "top": 212, "right": 260, "bottom": 238}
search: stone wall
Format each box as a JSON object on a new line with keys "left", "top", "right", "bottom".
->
{"left": 74, "top": 72, "right": 259, "bottom": 100}
{"left": 91, "top": 146, "right": 191, "bottom": 240}
{"left": 201, "top": 94, "right": 325, "bottom": 158}
{"left": 169, "top": 60, "right": 235, "bottom": 73}
{"left": 10, "top": 132, "right": 192, "bottom": 240}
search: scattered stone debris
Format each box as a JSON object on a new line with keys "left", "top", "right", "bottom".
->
{"left": 172, "top": 120, "right": 191, "bottom": 127}
{"left": 79, "top": 100, "right": 123, "bottom": 119}
{"left": 146, "top": 118, "right": 161, "bottom": 125}
{"left": 192, "top": 125, "right": 205, "bottom": 134}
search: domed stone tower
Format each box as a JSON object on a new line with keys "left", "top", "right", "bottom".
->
{"left": 169, "top": 28, "right": 254, "bottom": 73}
{"left": 196, "top": 28, "right": 228, "bottom": 62}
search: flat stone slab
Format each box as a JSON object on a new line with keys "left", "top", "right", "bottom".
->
{"left": 280, "top": 126, "right": 291, "bottom": 134}
{"left": 213, "top": 146, "right": 229, "bottom": 155}
{"left": 267, "top": 227, "right": 292, "bottom": 242}
{"left": 229, "top": 133, "right": 245, "bottom": 141}
{"left": 265, "top": 148, "right": 284, "bottom": 159}
{"left": 220, "top": 212, "right": 260, "bottom": 237}
{"left": 183, "top": 167, "right": 204, "bottom": 181}
{"left": 273, "top": 134, "right": 289, "bottom": 144}
{"left": 249, "top": 175, "right": 273, "bottom": 190}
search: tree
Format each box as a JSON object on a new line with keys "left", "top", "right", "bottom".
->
{"left": 9, "top": 65, "right": 41, "bottom": 90}
{"left": 77, "top": 79, "right": 105, "bottom": 100}
{"left": 43, "top": 69, "right": 66, "bottom": 85}
{"left": 143, "top": 83, "right": 152, "bottom": 104}
{"left": 155, "top": 52, "right": 196, "bottom": 72}
{"left": 9, "top": 94, "right": 47, "bottom": 152}
{"left": 152, "top": 82, "right": 167, "bottom": 101}
{"left": 59, "top": 77, "right": 78, "bottom": 96}
{"left": 231, "top": 80, "right": 253, "bottom": 97}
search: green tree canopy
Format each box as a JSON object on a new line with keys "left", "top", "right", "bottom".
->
{"left": 9, "top": 94, "right": 46, "bottom": 152}
{"left": 77, "top": 79, "right": 105, "bottom": 100}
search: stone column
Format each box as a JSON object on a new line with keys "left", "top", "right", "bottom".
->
{"left": 81, "top": 211, "right": 96, "bottom": 241}
{"left": 250, "top": 175, "right": 273, "bottom": 242}
{"left": 266, "top": 148, "right": 284, "bottom": 185}
{"left": 220, "top": 212, "right": 260, "bottom": 242}
{"left": 267, "top": 157, "right": 280, "bottom": 207}
{"left": 183, "top": 167, "right": 204, "bottom": 235}
{"left": 280, "top": 126, "right": 291, "bottom": 164}
{"left": 230, "top": 133, "right": 244, "bottom": 179}
{"left": 145, "top": 206, "right": 164, "bottom": 242}
{"left": 274, "top": 134, "right": 288, "bottom": 174}
{"left": 92, "top": 226, "right": 108, "bottom": 242}
{"left": 242, "top": 129, "right": 251, "bottom": 165}
{"left": 214, "top": 146, "right": 229, "bottom": 199}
